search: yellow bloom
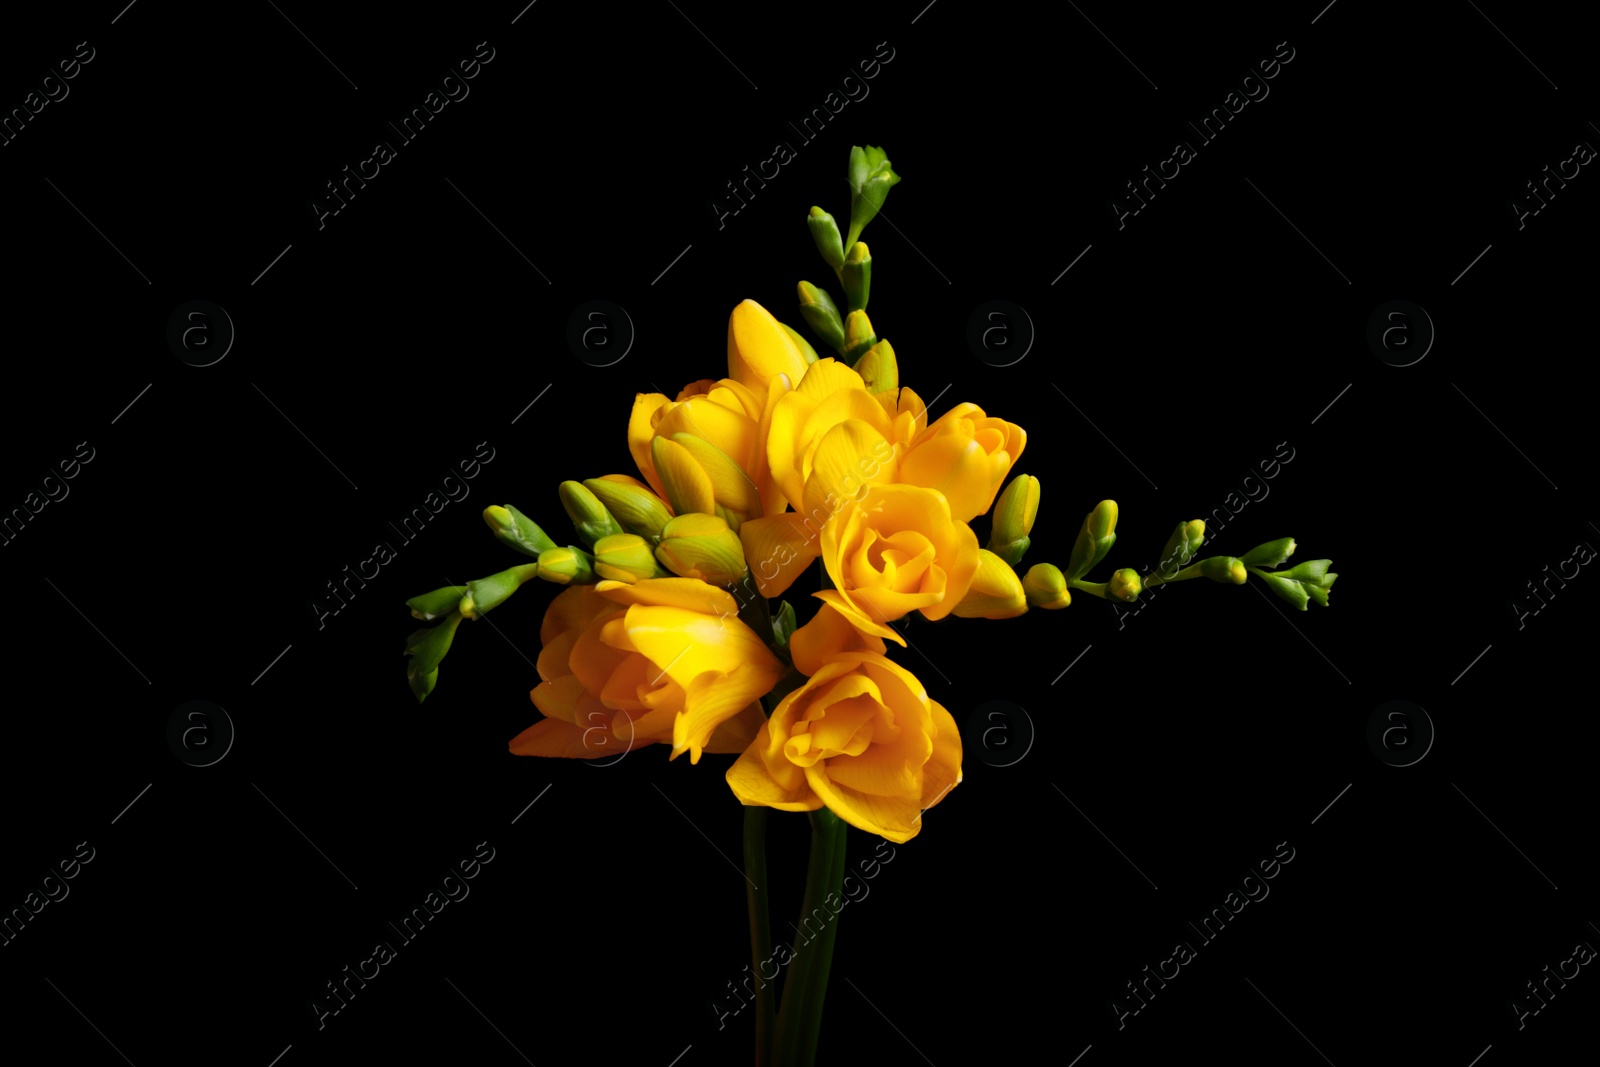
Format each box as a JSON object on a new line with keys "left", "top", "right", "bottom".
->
{"left": 628, "top": 377, "right": 776, "bottom": 525}
{"left": 509, "top": 580, "right": 782, "bottom": 764}
{"left": 897, "top": 402, "right": 1026, "bottom": 522}
{"left": 765, "top": 358, "right": 896, "bottom": 511}
{"left": 815, "top": 483, "right": 981, "bottom": 644}
{"left": 788, "top": 602, "right": 886, "bottom": 677}
{"left": 727, "top": 298, "right": 811, "bottom": 396}
{"left": 726, "top": 652, "right": 961, "bottom": 843}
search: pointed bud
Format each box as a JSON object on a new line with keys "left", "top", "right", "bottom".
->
{"left": 780, "top": 322, "right": 820, "bottom": 365}
{"left": 952, "top": 549, "right": 1028, "bottom": 618}
{"left": 482, "top": 505, "right": 557, "bottom": 557}
{"left": 989, "top": 474, "right": 1041, "bottom": 566}
{"left": 1156, "top": 519, "right": 1206, "bottom": 578}
{"left": 593, "top": 533, "right": 667, "bottom": 583}
{"left": 460, "top": 563, "right": 540, "bottom": 619}
{"left": 845, "top": 145, "right": 901, "bottom": 248}
{"left": 405, "top": 611, "right": 463, "bottom": 702}
{"left": 854, "top": 339, "right": 898, "bottom": 394}
{"left": 1108, "top": 567, "right": 1143, "bottom": 602}
{"left": 409, "top": 666, "right": 439, "bottom": 703}
{"left": 797, "top": 281, "right": 846, "bottom": 353}
{"left": 536, "top": 547, "right": 596, "bottom": 585}
{"left": 1256, "top": 559, "right": 1337, "bottom": 609}
{"left": 651, "top": 436, "right": 716, "bottom": 518}
{"left": 1066, "top": 500, "right": 1118, "bottom": 580}
{"left": 1199, "top": 556, "right": 1248, "bottom": 584}
{"left": 583, "top": 476, "right": 673, "bottom": 541}
{"left": 772, "top": 599, "right": 798, "bottom": 648}
{"left": 407, "top": 585, "right": 468, "bottom": 621}
{"left": 667, "top": 432, "right": 761, "bottom": 530}
{"left": 842, "top": 309, "right": 877, "bottom": 363}
{"left": 1240, "top": 537, "right": 1297, "bottom": 568}
{"left": 842, "top": 241, "right": 872, "bottom": 312}
{"left": 655, "top": 513, "right": 747, "bottom": 586}
{"left": 1023, "top": 563, "right": 1070, "bottom": 609}
{"left": 807, "top": 206, "right": 845, "bottom": 271}
{"left": 559, "top": 481, "right": 624, "bottom": 546}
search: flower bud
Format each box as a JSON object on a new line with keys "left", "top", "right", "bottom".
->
{"left": 1023, "top": 563, "right": 1070, "bottom": 609}
{"left": 780, "top": 322, "right": 820, "bottom": 365}
{"left": 1199, "top": 556, "right": 1248, "bottom": 584}
{"left": 842, "top": 241, "right": 871, "bottom": 312}
{"left": 559, "top": 481, "right": 624, "bottom": 546}
{"left": 854, "top": 339, "right": 898, "bottom": 394}
{"left": 1156, "top": 519, "right": 1206, "bottom": 578}
{"left": 988, "top": 474, "right": 1040, "bottom": 566}
{"left": 407, "top": 585, "right": 468, "bottom": 621}
{"left": 460, "top": 563, "right": 540, "bottom": 619}
{"left": 1066, "top": 499, "right": 1118, "bottom": 580}
{"left": 536, "top": 546, "right": 596, "bottom": 585}
{"left": 592, "top": 533, "right": 667, "bottom": 583}
{"left": 405, "top": 611, "right": 463, "bottom": 703}
{"left": 655, "top": 513, "right": 747, "bottom": 586}
{"left": 807, "top": 206, "right": 845, "bottom": 271}
{"left": 583, "top": 476, "right": 673, "bottom": 542}
{"left": 952, "top": 549, "right": 1027, "bottom": 618}
{"left": 845, "top": 145, "right": 901, "bottom": 248}
{"left": 1241, "top": 536, "right": 1297, "bottom": 568}
{"left": 1257, "top": 559, "right": 1337, "bottom": 609}
{"left": 842, "top": 309, "right": 877, "bottom": 363}
{"left": 482, "top": 504, "right": 558, "bottom": 557}
{"left": 797, "top": 281, "right": 846, "bottom": 353}
{"left": 1108, "top": 567, "right": 1143, "bottom": 602}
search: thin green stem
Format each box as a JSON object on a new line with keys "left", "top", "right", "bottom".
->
{"left": 744, "top": 807, "right": 775, "bottom": 1067}
{"left": 772, "top": 809, "right": 847, "bottom": 1067}
{"left": 793, "top": 815, "right": 848, "bottom": 1066}
{"left": 1067, "top": 578, "right": 1109, "bottom": 599}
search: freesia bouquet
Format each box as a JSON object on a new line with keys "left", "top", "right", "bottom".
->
{"left": 401, "top": 145, "right": 1339, "bottom": 1066}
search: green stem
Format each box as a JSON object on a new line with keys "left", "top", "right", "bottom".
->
{"left": 1067, "top": 578, "right": 1109, "bottom": 599}
{"left": 744, "top": 807, "right": 775, "bottom": 1067}
{"left": 773, "top": 809, "right": 847, "bottom": 1067}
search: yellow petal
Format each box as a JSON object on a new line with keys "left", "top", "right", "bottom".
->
{"left": 898, "top": 434, "right": 993, "bottom": 523}
{"left": 595, "top": 577, "right": 739, "bottom": 618}
{"left": 805, "top": 765, "right": 925, "bottom": 843}
{"left": 794, "top": 357, "right": 864, "bottom": 400}
{"left": 765, "top": 389, "right": 818, "bottom": 510}
{"left": 727, "top": 721, "right": 821, "bottom": 810}
{"left": 919, "top": 519, "right": 981, "bottom": 622}
{"left": 919, "top": 700, "right": 963, "bottom": 810}
{"left": 656, "top": 395, "right": 756, "bottom": 475}
{"left": 652, "top": 436, "right": 716, "bottom": 517}
{"left": 738, "top": 513, "right": 822, "bottom": 599}
{"left": 788, "top": 603, "right": 887, "bottom": 676}
{"left": 704, "top": 700, "right": 768, "bottom": 754}
{"left": 801, "top": 419, "right": 898, "bottom": 522}
{"left": 628, "top": 393, "right": 671, "bottom": 500}
{"left": 672, "top": 660, "right": 783, "bottom": 763}
{"left": 755, "top": 373, "right": 792, "bottom": 515}
{"left": 728, "top": 299, "right": 809, "bottom": 395}
{"left": 624, "top": 605, "right": 779, "bottom": 691}
{"left": 670, "top": 433, "right": 761, "bottom": 524}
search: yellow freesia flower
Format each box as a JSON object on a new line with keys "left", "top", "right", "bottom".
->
{"left": 727, "top": 298, "right": 810, "bottom": 396}
{"left": 509, "top": 579, "right": 782, "bottom": 764}
{"left": 896, "top": 402, "right": 1027, "bottom": 523}
{"left": 628, "top": 377, "right": 780, "bottom": 525}
{"left": 726, "top": 651, "right": 961, "bottom": 843}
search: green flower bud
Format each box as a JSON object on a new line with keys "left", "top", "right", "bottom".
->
{"left": 593, "top": 533, "right": 667, "bottom": 583}
{"left": 854, "top": 339, "right": 898, "bottom": 394}
{"left": 772, "top": 599, "right": 798, "bottom": 648}
{"left": 1199, "top": 556, "right": 1248, "bottom": 584}
{"left": 842, "top": 241, "right": 872, "bottom": 312}
{"left": 559, "top": 481, "right": 624, "bottom": 546}
{"left": 1108, "top": 567, "right": 1143, "bottom": 602}
{"left": 989, "top": 474, "right": 1040, "bottom": 566}
{"left": 1240, "top": 537, "right": 1297, "bottom": 569}
{"left": 482, "top": 504, "right": 557, "bottom": 558}
{"left": 405, "top": 611, "right": 463, "bottom": 702}
{"left": 780, "top": 322, "right": 820, "bottom": 365}
{"left": 582, "top": 477, "right": 673, "bottom": 542}
{"left": 842, "top": 309, "right": 877, "bottom": 363}
{"left": 807, "top": 206, "right": 845, "bottom": 272}
{"left": 1023, "top": 563, "right": 1070, "bottom": 609}
{"left": 1155, "top": 519, "right": 1207, "bottom": 579}
{"left": 797, "top": 280, "right": 847, "bottom": 353}
{"left": 407, "top": 585, "right": 468, "bottom": 621}
{"left": 1254, "top": 559, "right": 1337, "bottom": 610}
{"left": 536, "top": 546, "right": 596, "bottom": 585}
{"left": 952, "top": 549, "right": 1028, "bottom": 618}
{"left": 1066, "top": 499, "right": 1118, "bottom": 580}
{"left": 409, "top": 666, "right": 439, "bottom": 704}
{"left": 460, "top": 563, "right": 540, "bottom": 619}
{"left": 845, "top": 145, "right": 901, "bottom": 249}
{"left": 655, "top": 512, "right": 747, "bottom": 586}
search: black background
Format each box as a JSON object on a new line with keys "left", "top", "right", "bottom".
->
{"left": 2, "top": 2, "right": 1595, "bottom": 1065}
